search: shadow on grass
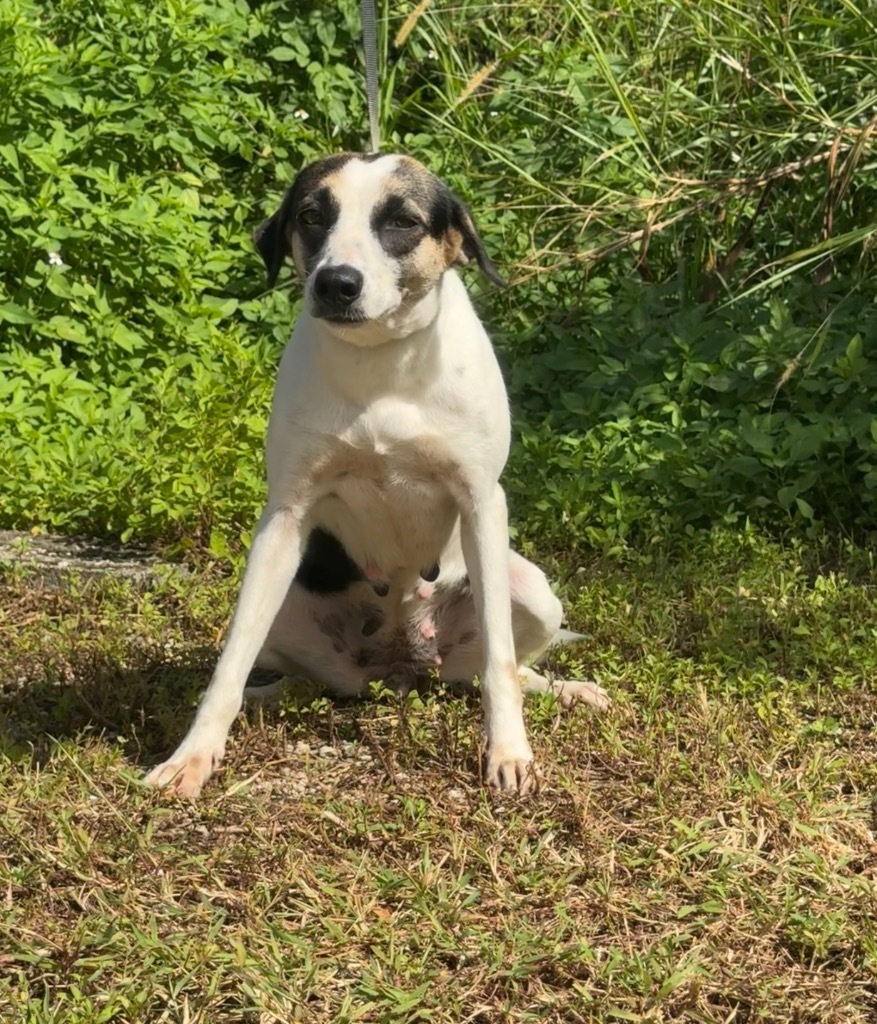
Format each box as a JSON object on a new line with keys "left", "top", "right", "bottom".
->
{"left": 0, "top": 649, "right": 214, "bottom": 765}
{"left": 0, "top": 643, "right": 485, "bottom": 782}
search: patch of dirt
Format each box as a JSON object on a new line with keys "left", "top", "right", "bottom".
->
{"left": 0, "top": 529, "right": 186, "bottom": 584}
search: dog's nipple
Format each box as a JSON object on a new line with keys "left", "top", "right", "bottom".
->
{"left": 361, "top": 614, "right": 382, "bottom": 637}
{"left": 364, "top": 558, "right": 389, "bottom": 596}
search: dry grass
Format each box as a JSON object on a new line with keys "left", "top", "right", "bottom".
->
{"left": 2, "top": 531, "right": 876, "bottom": 1022}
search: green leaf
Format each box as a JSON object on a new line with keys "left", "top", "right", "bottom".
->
{"left": 740, "top": 421, "right": 774, "bottom": 454}
{"left": 44, "top": 317, "right": 89, "bottom": 343}
{"left": 0, "top": 144, "right": 20, "bottom": 171}
{"left": 208, "top": 530, "right": 230, "bottom": 559}
{"left": 846, "top": 334, "right": 862, "bottom": 361}
{"left": 0, "top": 302, "right": 36, "bottom": 325}
{"left": 267, "top": 46, "right": 299, "bottom": 61}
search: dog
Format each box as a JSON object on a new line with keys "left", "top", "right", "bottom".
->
{"left": 145, "top": 153, "right": 608, "bottom": 799}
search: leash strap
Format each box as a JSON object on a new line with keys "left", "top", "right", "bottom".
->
{"left": 361, "top": 0, "right": 381, "bottom": 153}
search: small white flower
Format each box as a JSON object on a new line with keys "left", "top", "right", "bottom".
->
{"left": 293, "top": 108, "right": 309, "bottom": 121}
{"left": 48, "top": 251, "right": 64, "bottom": 266}
{"left": 427, "top": 49, "right": 437, "bottom": 59}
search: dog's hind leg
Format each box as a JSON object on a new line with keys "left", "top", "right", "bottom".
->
{"left": 435, "top": 550, "right": 610, "bottom": 710}
{"left": 250, "top": 581, "right": 388, "bottom": 699}
{"left": 517, "top": 665, "right": 610, "bottom": 711}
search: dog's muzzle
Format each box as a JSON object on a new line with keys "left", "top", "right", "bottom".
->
{"left": 312, "top": 264, "right": 364, "bottom": 322}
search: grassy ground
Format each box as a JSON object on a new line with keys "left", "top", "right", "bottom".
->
{"left": 2, "top": 530, "right": 876, "bottom": 1023}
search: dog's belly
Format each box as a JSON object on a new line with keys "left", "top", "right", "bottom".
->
{"left": 310, "top": 472, "right": 458, "bottom": 585}
{"left": 261, "top": 573, "right": 475, "bottom": 696}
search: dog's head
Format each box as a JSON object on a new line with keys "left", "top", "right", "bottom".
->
{"left": 254, "top": 153, "right": 504, "bottom": 343}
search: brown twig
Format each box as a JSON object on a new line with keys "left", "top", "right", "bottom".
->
{"left": 509, "top": 134, "right": 874, "bottom": 285}
{"left": 699, "top": 181, "right": 775, "bottom": 302}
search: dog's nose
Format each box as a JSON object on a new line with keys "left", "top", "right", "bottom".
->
{"left": 313, "top": 265, "right": 363, "bottom": 308}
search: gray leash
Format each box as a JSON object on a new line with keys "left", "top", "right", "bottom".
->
{"left": 361, "top": 0, "right": 381, "bottom": 153}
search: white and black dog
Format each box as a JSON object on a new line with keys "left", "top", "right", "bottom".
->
{"left": 145, "top": 153, "right": 607, "bottom": 798}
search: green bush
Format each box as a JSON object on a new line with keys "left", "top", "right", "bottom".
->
{"left": 0, "top": 0, "right": 313, "bottom": 549}
{"left": 502, "top": 281, "right": 877, "bottom": 551}
{"left": 0, "top": 0, "right": 875, "bottom": 554}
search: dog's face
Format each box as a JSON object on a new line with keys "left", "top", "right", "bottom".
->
{"left": 254, "top": 154, "right": 504, "bottom": 343}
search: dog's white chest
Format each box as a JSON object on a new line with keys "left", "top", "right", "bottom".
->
{"left": 308, "top": 406, "right": 462, "bottom": 582}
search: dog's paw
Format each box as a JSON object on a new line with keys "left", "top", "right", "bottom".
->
{"left": 485, "top": 743, "right": 538, "bottom": 794}
{"left": 552, "top": 678, "right": 611, "bottom": 711}
{"left": 144, "top": 742, "right": 223, "bottom": 799}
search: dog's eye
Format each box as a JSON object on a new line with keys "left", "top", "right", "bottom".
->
{"left": 389, "top": 215, "right": 420, "bottom": 231}
{"left": 298, "top": 209, "right": 323, "bottom": 227}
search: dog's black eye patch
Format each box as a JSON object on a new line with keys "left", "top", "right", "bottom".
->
{"left": 372, "top": 194, "right": 426, "bottom": 258}
{"left": 295, "top": 185, "right": 339, "bottom": 268}
{"left": 386, "top": 167, "right": 463, "bottom": 243}
{"left": 297, "top": 187, "right": 338, "bottom": 231}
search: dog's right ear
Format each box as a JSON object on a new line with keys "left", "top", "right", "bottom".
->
{"left": 253, "top": 205, "right": 290, "bottom": 289}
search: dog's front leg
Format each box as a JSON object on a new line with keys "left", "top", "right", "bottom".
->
{"left": 145, "top": 505, "right": 305, "bottom": 797}
{"left": 459, "top": 484, "right": 535, "bottom": 793}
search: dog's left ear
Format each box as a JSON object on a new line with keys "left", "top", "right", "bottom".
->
{"left": 448, "top": 196, "right": 507, "bottom": 288}
{"left": 253, "top": 204, "right": 291, "bottom": 289}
